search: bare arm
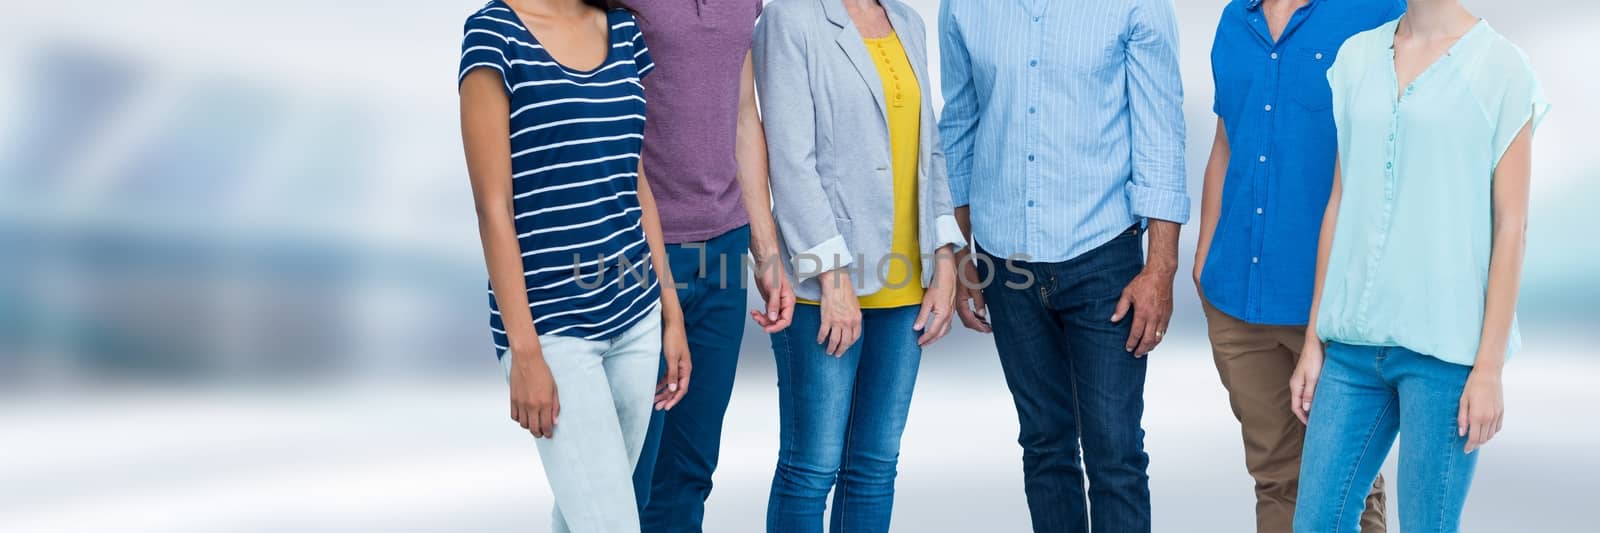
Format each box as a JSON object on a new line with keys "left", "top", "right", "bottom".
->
{"left": 461, "top": 69, "right": 556, "bottom": 439}
{"left": 1194, "top": 119, "right": 1230, "bottom": 290}
{"left": 1291, "top": 159, "right": 1343, "bottom": 424}
{"left": 734, "top": 50, "right": 795, "bottom": 333}
{"left": 636, "top": 160, "right": 691, "bottom": 410}
{"left": 1458, "top": 119, "right": 1534, "bottom": 452}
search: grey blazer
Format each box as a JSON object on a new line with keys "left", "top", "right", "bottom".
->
{"left": 755, "top": 0, "right": 966, "bottom": 301}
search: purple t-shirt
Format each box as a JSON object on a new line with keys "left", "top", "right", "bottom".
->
{"left": 620, "top": 0, "right": 762, "bottom": 243}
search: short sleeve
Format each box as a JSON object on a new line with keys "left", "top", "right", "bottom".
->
{"left": 624, "top": 12, "right": 655, "bottom": 79}
{"left": 459, "top": 16, "right": 513, "bottom": 95}
{"left": 1488, "top": 53, "right": 1551, "bottom": 169}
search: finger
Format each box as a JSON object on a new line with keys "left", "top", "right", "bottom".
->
{"left": 970, "top": 289, "right": 990, "bottom": 324}
{"left": 766, "top": 284, "right": 782, "bottom": 322}
{"left": 1301, "top": 374, "right": 1317, "bottom": 421}
{"left": 1135, "top": 313, "right": 1161, "bottom": 357}
{"left": 817, "top": 321, "right": 831, "bottom": 346}
{"left": 1290, "top": 377, "right": 1307, "bottom": 424}
{"left": 531, "top": 409, "right": 546, "bottom": 439}
{"left": 751, "top": 310, "right": 775, "bottom": 329}
{"left": 1125, "top": 313, "right": 1147, "bottom": 354}
{"left": 913, "top": 303, "right": 933, "bottom": 332}
{"left": 552, "top": 398, "right": 561, "bottom": 428}
{"left": 1110, "top": 291, "right": 1132, "bottom": 323}
{"left": 779, "top": 289, "right": 796, "bottom": 327}
{"left": 544, "top": 404, "right": 559, "bottom": 438}
{"left": 663, "top": 357, "right": 680, "bottom": 408}
{"left": 668, "top": 363, "right": 691, "bottom": 410}
{"left": 514, "top": 402, "right": 528, "bottom": 428}
{"left": 956, "top": 292, "right": 984, "bottom": 330}
{"left": 826, "top": 324, "right": 843, "bottom": 356}
{"left": 1458, "top": 396, "right": 1469, "bottom": 438}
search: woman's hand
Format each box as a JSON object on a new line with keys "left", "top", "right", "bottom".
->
{"left": 1290, "top": 336, "right": 1326, "bottom": 425}
{"left": 656, "top": 317, "right": 692, "bottom": 411}
{"left": 1458, "top": 367, "right": 1504, "bottom": 453}
{"left": 915, "top": 248, "right": 958, "bottom": 346}
{"left": 817, "top": 269, "right": 862, "bottom": 357}
{"left": 509, "top": 342, "right": 560, "bottom": 439}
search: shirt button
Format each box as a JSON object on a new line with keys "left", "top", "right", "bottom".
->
{"left": 1270, "top": 52, "right": 1279, "bottom": 60}
{"left": 1029, "top": 59, "right": 1039, "bottom": 67}
{"left": 1028, "top": 106, "right": 1036, "bottom": 114}
{"left": 1256, "top": 208, "right": 1264, "bottom": 215}
{"left": 1264, "top": 104, "right": 1273, "bottom": 112}
{"left": 1033, "top": 16, "right": 1041, "bottom": 22}
{"left": 1258, "top": 155, "right": 1268, "bottom": 163}
{"left": 1252, "top": 257, "right": 1260, "bottom": 264}
{"left": 1028, "top": 154, "right": 1036, "bottom": 162}
{"left": 1315, "top": 52, "right": 1325, "bottom": 60}
{"left": 1027, "top": 200, "right": 1036, "bottom": 207}
{"left": 1386, "top": 161, "right": 1393, "bottom": 170}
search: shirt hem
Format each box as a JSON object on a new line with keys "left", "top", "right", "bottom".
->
{"left": 664, "top": 213, "right": 751, "bottom": 244}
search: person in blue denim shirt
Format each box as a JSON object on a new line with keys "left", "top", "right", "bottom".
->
{"left": 1194, "top": 1, "right": 1402, "bottom": 531}
{"left": 939, "top": 1, "right": 1188, "bottom": 531}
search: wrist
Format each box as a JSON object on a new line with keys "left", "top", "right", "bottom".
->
{"left": 1469, "top": 361, "right": 1504, "bottom": 378}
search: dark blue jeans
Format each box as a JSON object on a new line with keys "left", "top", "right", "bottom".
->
{"left": 978, "top": 228, "right": 1152, "bottom": 533}
{"left": 767, "top": 304, "right": 923, "bottom": 533}
{"left": 635, "top": 225, "right": 750, "bottom": 532}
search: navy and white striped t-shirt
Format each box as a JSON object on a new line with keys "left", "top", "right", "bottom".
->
{"left": 459, "top": 1, "right": 659, "bottom": 357}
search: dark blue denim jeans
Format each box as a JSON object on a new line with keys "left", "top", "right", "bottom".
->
{"left": 767, "top": 303, "right": 923, "bottom": 533}
{"left": 635, "top": 225, "right": 750, "bottom": 532}
{"left": 977, "top": 228, "right": 1151, "bottom": 533}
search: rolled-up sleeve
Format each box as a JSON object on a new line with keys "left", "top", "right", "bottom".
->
{"left": 1124, "top": 0, "right": 1190, "bottom": 224}
{"left": 754, "top": 5, "right": 852, "bottom": 279}
{"left": 937, "top": 0, "right": 979, "bottom": 209}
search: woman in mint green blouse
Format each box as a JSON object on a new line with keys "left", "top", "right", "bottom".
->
{"left": 1287, "top": 1, "right": 1549, "bottom": 531}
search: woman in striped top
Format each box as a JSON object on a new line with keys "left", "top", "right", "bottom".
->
{"left": 458, "top": 1, "right": 690, "bottom": 531}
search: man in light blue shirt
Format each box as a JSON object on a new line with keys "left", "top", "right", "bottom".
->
{"left": 939, "top": 1, "right": 1188, "bottom": 531}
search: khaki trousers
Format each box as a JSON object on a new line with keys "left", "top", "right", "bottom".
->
{"left": 1202, "top": 299, "right": 1387, "bottom": 533}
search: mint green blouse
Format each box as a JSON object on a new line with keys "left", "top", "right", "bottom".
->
{"left": 1316, "top": 19, "right": 1549, "bottom": 366}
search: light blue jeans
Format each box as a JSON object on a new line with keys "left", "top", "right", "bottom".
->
{"left": 501, "top": 313, "right": 661, "bottom": 533}
{"left": 1296, "top": 342, "right": 1478, "bottom": 533}
{"left": 767, "top": 303, "right": 923, "bottom": 533}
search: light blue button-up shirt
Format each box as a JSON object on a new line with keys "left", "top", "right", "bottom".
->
{"left": 939, "top": 0, "right": 1190, "bottom": 263}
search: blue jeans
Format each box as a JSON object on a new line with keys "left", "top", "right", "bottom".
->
{"left": 1296, "top": 342, "right": 1478, "bottom": 533}
{"left": 767, "top": 303, "right": 923, "bottom": 533}
{"left": 635, "top": 225, "right": 750, "bottom": 532}
{"left": 978, "top": 228, "right": 1151, "bottom": 533}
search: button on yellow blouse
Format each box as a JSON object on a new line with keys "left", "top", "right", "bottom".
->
{"left": 859, "top": 33, "right": 923, "bottom": 309}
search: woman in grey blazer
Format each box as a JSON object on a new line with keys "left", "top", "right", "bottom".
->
{"left": 754, "top": 0, "right": 966, "bottom": 530}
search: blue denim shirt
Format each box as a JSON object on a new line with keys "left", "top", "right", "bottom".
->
{"left": 939, "top": 0, "right": 1189, "bottom": 264}
{"left": 1200, "top": 0, "right": 1403, "bottom": 325}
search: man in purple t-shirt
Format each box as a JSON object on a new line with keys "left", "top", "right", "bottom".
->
{"left": 620, "top": 1, "right": 794, "bottom": 531}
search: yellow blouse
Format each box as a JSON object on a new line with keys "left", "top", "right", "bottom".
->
{"left": 799, "top": 33, "right": 923, "bottom": 309}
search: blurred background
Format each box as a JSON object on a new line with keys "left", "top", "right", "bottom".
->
{"left": 1, "top": 1, "right": 1595, "bottom": 531}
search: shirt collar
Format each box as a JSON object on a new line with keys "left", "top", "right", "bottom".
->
{"left": 1245, "top": 0, "right": 1321, "bottom": 12}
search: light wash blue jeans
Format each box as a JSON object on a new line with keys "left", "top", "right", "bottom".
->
{"left": 1296, "top": 342, "right": 1478, "bottom": 533}
{"left": 501, "top": 312, "right": 660, "bottom": 533}
{"left": 767, "top": 304, "right": 923, "bottom": 533}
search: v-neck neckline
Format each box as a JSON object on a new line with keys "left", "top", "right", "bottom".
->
{"left": 497, "top": 0, "right": 617, "bottom": 76}
{"left": 1388, "top": 17, "right": 1486, "bottom": 104}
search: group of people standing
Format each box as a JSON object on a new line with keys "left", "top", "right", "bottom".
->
{"left": 457, "top": 0, "right": 1547, "bottom": 532}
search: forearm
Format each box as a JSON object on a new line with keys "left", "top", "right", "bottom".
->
{"left": 637, "top": 163, "right": 684, "bottom": 325}
{"left": 1144, "top": 220, "right": 1180, "bottom": 276}
{"left": 477, "top": 205, "right": 540, "bottom": 351}
{"left": 1474, "top": 221, "right": 1524, "bottom": 372}
{"left": 1195, "top": 120, "right": 1230, "bottom": 271}
{"left": 734, "top": 53, "right": 780, "bottom": 261}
